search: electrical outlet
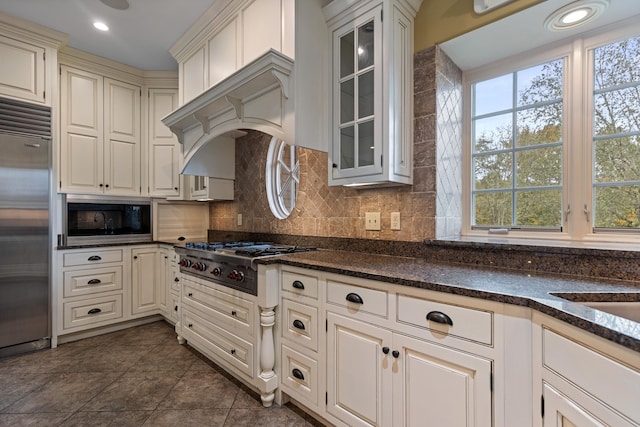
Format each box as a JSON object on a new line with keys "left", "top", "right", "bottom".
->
{"left": 365, "top": 212, "right": 381, "bottom": 231}
{"left": 237, "top": 213, "right": 243, "bottom": 226}
{"left": 391, "top": 212, "right": 401, "bottom": 230}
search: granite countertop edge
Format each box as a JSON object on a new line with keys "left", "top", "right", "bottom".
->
{"left": 259, "top": 249, "right": 640, "bottom": 353}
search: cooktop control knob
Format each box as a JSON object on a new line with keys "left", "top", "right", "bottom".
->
{"left": 211, "top": 267, "right": 222, "bottom": 277}
{"left": 180, "top": 258, "right": 192, "bottom": 268}
{"left": 228, "top": 270, "right": 245, "bottom": 282}
{"left": 192, "top": 262, "right": 207, "bottom": 272}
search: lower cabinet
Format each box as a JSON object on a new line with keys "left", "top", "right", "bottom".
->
{"left": 533, "top": 313, "right": 640, "bottom": 427}
{"left": 279, "top": 266, "right": 497, "bottom": 427}
{"left": 55, "top": 244, "right": 165, "bottom": 341}
{"left": 131, "top": 247, "right": 159, "bottom": 315}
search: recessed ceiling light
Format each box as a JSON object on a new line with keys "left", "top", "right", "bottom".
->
{"left": 93, "top": 21, "right": 109, "bottom": 31}
{"left": 544, "top": 0, "right": 609, "bottom": 31}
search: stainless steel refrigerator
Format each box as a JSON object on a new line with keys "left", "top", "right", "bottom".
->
{"left": 0, "top": 97, "right": 51, "bottom": 357}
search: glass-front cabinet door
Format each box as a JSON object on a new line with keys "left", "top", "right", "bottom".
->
{"left": 331, "top": 6, "right": 383, "bottom": 182}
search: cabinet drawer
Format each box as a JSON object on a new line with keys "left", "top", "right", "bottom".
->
{"left": 182, "top": 277, "right": 254, "bottom": 337}
{"left": 282, "top": 270, "right": 319, "bottom": 299}
{"left": 63, "top": 294, "right": 123, "bottom": 330}
{"left": 327, "top": 280, "right": 388, "bottom": 318}
{"left": 543, "top": 327, "right": 640, "bottom": 423}
{"left": 63, "top": 266, "right": 123, "bottom": 298}
{"left": 168, "top": 293, "right": 180, "bottom": 323}
{"left": 282, "top": 298, "right": 319, "bottom": 352}
{"left": 281, "top": 345, "right": 319, "bottom": 407}
{"left": 397, "top": 294, "right": 493, "bottom": 346}
{"left": 181, "top": 308, "right": 254, "bottom": 377}
{"left": 63, "top": 249, "right": 123, "bottom": 267}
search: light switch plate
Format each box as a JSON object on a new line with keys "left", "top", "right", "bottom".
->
{"left": 365, "top": 212, "right": 381, "bottom": 231}
{"left": 237, "top": 213, "right": 243, "bottom": 226}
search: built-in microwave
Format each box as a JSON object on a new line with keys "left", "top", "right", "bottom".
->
{"left": 61, "top": 195, "right": 152, "bottom": 247}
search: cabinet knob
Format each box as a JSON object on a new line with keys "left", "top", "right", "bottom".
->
{"left": 105, "top": 184, "right": 109, "bottom": 188}
{"left": 133, "top": 255, "right": 138, "bottom": 260}
{"left": 230, "top": 349, "right": 236, "bottom": 355}
{"left": 174, "top": 187, "right": 178, "bottom": 190}
{"left": 392, "top": 350, "right": 400, "bottom": 358}
{"left": 174, "top": 277, "right": 180, "bottom": 282}
{"left": 332, "top": 163, "right": 338, "bottom": 168}
{"left": 345, "top": 292, "right": 364, "bottom": 304}
{"left": 292, "top": 368, "right": 305, "bottom": 381}
{"left": 99, "top": 183, "right": 104, "bottom": 187}
{"left": 174, "top": 305, "right": 178, "bottom": 312}
{"left": 188, "top": 323, "right": 193, "bottom": 328}
{"left": 188, "top": 292, "right": 193, "bottom": 297}
{"left": 426, "top": 311, "right": 453, "bottom": 326}
{"left": 292, "top": 319, "right": 305, "bottom": 330}
{"left": 382, "top": 346, "right": 390, "bottom": 355}
{"left": 292, "top": 280, "right": 305, "bottom": 290}
{"left": 231, "top": 310, "right": 237, "bottom": 316}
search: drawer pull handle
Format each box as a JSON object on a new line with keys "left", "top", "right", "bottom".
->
{"left": 292, "top": 319, "right": 305, "bottom": 330}
{"left": 382, "top": 346, "right": 390, "bottom": 355}
{"left": 188, "top": 292, "right": 193, "bottom": 297}
{"left": 87, "top": 279, "right": 102, "bottom": 285}
{"left": 230, "top": 349, "right": 236, "bottom": 355}
{"left": 426, "top": 311, "right": 453, "bottom": 326}
{"left": 174, "top": 277, "right": 180, "bottom": 282}
{"left": 87, "top": 308, "right": 101, "bottom": 315}
{"left": 392, "top": 350, "right": 400, "bottom": 358}
{"left": 188, "top": 323, "right": 193, "bottom": 328}
{"left": 292, "top": 368, "right": 305, "bottom": 381}
{"left": 231, "top": 310, "right": 237, "bottom": 316}
{"left": 292, "top": 280, "right": 305, "bottom": 290}
{"left": 174, "top": 305, "right": 178, "bottom": 312}
{"left": 87, "top": 255, "right": 102, "bottom": 261}
{"left": 346, "top": 292, "right": 364, "bottom": 304}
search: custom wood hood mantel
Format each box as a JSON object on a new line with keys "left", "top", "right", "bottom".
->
{"left": 161, "top": 0, "right": 330, "bottom": 179}
{"left": 161, "top": 50, "right": 294, "bottom": 176}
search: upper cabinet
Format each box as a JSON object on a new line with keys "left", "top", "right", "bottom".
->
{"left": 147, "top": 88, "right": 181, "bottom": 198}
{"left": 324, "top": 0, "right": 421, "bottom": 187}
{"left": 164, "top": 0, "right": 329, "bottom": 172}
{"left": 0, "top": 13, "right": 67, "bottom": 106}
{"left": 59, "top": 57, "right": 142, "bottom": 196}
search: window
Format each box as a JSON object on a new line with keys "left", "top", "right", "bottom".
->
{"left": 472, "top": 60, "right": 563, "bottom": 229}
{"left": 266, "top": 137, "right": 299, "bottom": 219}
{"left": 465, "top": 26, "right": 640, "bottom": 243}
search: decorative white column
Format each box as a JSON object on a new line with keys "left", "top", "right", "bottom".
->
{"left": 259, "top": 305, "right": 277, "bottom": 407}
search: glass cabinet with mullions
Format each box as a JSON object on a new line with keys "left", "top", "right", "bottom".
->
{"left": 326, "top": 0, "right": 418, "bottom": 187}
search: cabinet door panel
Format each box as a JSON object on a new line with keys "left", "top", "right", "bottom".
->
{"left": 63, "top": 133, "right": 102, "bottom": 192}
{"left": 0, "top": 36, "right": 45, "bottom": 103}
{"left": 543, "top": 383, "right": 606, "bottom": 427}
{"left": 148, "top": 89, "right": 179, "bottom": 197}
{"left": 106, "top": 138, "right": 138, "bottom": 194}
{"left": 327, "top": 312, "right": 392, "bottom": 427}
{"left": 393, "top": 333, "right": 492, "bottom": 427}
{"left": 63, "top": 67, "right": 102, "bottom": 136}
{"left": 182, "top": 46, "right": 206, "bottom": 104}
{"left": 208, "top": 18, "right": 239, "bottom": 86}
{"left": 242, "top": 0, "right": 282, "bottom": 64}
{"left": 131, "top": 249, "right": 158, "bottom": 315}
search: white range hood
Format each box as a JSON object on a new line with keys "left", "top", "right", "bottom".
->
{"left": 161, "top": 49, "right": 295, "bottom": 177}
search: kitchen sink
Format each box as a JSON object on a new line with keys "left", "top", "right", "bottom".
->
{"left": 551, "top": 293, "right": 640, "bottom": 324}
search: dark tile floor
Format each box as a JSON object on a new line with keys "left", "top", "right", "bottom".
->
{"left": 0, "top": 321, "right": 321, "bottom": 426}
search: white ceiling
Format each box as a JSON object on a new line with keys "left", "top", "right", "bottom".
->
{"left": 441, "top": 0, "right": 640, "bottom": 71}
{"left": 0, "top": 0, "right": 215, "bottom": 70}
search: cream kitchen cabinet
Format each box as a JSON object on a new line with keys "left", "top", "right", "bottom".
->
{"left": 0, "top": 35, "right": 45, "bottom": 104}
{"left": 324, "top": 0, "right": 420, "bottom": 186}
{"left": 56, "top": 247, "right": 126, "bottom": 336}
{"left": 533, "top": 312, "right": 640, "bottom": 427}
{"left": 326, "top": 280, "right": 493, "bottom": 427}
{"left": 0, "top": 14, "right": 65, "bottom": 105}
{"left": 279, "top": 267, "right": 324, "bottom": 413}
{"left": 147, "top": 88, "right": 181, "bottom": 198}
{"left": 131, "top": 246, "right": 159, "bottom": 316}
{"left": 59, "top": 65, "right": 141, "bottom": 196}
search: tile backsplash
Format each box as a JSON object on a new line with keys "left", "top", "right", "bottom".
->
{"left": 209, "top": 46, "right": 462, "bottom": 243}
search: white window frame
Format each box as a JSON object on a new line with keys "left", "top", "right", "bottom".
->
{"left": 461, "top": 18, "right": 640, "bottom": 247}
{"left": 266, "top": 137, "right": 299, "bottom": 220}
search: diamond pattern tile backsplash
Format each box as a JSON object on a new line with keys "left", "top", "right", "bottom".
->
{"left": 210, "top": 46, "right": 462, "bottom": 243}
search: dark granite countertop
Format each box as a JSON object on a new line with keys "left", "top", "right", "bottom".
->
{"left": 260, "top": 249, "right": 640, "bottom": 353}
